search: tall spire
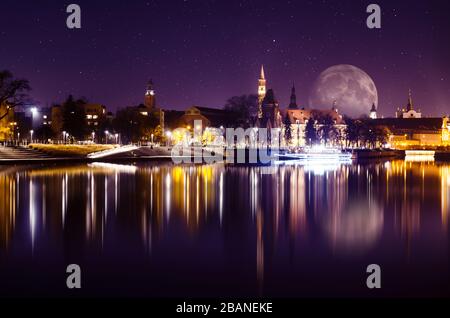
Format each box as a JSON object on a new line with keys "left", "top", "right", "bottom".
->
{"left": 257, "top": 65, "right": 267, "bottom": 118}
{"left": 407, "top": 89, "right": 413, "bottom": 111}
{"left": 288, "top": 82, "right": 298, "bottom": 109}
{"left": 370, "top": 102, "right": 377, "bottom": 119}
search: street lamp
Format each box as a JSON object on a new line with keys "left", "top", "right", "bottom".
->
{"left": 29, "top": 130, "right": 34, "bottom": 143}
{"left": 151, "top": 133, "right": 154, "bottom": 144}
{"left": 105, "top": 130, "right": 109, "bottom": 144}
{"left": 166, "top": 131, "right": 172, "bottom": 146}
{"left": 9, "top": 122, "right": 17, "bottom": 141}
{"left": 91, "top": 131, "right": 95, "bottom": 143}
{"left": 62, "top": 131, "right": 67, "bottom": 144}
{"left": 30, "top": 107, "right": 38, "bottom": 129}
{"left": 115, "top": 133, "right": 119, "bottom": 144}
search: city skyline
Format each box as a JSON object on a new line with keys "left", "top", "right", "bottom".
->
{"left": 1, "top": 0, "right": 450, "bottom": 116}
{"left": 2, "top": 0, "right": 450, "bottom": 305}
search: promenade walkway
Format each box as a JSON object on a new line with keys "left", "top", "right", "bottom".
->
{"left": 0, "top": 145, "right": 51, "bottom": 160}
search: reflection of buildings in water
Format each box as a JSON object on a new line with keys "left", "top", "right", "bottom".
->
{"left": 0, "top": 163, "right": 225, "bottom": 251}
{"left": 386, "top": 161, "right": 436, "bottom": 237}
{"left": 1, "top": 161, "right": 448, "bottom": 279}
{"left": 256, "top": 208, "right": 264, "bottom": 293}
{"left": 0, "top": 173, "right": 17, "bottom": 248}
{"left": 399, "top": 200, "right": 420, "bottom": 241}
{"left": 288, "top": 167, "right": 306, "bottom": 236}
{"left": 137, "top": 165, "right": 224, "bottom": 248}
{"left": 441, "top": 166, "right": 450, "bottom": 228}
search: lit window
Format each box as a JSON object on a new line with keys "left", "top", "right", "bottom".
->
{"left": 93, "top": 115, "right": 98, "bottom": 119}
{"left": 87, "top": 115, "right": 93, "bottom": 119}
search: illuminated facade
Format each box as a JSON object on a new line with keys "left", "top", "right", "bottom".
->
{"left": 370, "top": 91, "right": 449, "bottom": 149}
{"left": 0, "top": 103, "right": 14, "bottom": 141}
{"left": 284, "top": 106, "right": 346, "bottom": 147}
{"left": 84, "top": 103, "right": 106, "bottom": 127}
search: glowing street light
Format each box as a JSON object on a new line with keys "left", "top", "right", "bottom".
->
{"left": 29, "top": 130, "right": 34, "bottom": 143}
{"left": 151, "top": 133, "right": 154, "bottom": 144}
{"left": 105, "top": 130, "right": 110, "bottom": 144}
{"left": 115, "top": 133, "right": 119, "bottom": 144}
{"left": 91, "top": 131, "right": 95, "bottom": 143}
{"left": 166, "top": 131, "right": 172, "bottom": 146}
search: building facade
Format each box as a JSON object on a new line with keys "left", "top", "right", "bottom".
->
{"left": 370, "top": 91, "right": 449, "bottom": 149}
{"left": 0, "top": 103, "right": 13, "bottom": 142}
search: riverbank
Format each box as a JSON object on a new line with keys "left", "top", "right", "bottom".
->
{"left": 2, "top": 144, "right": 450, "bottom": 165}
{"left": 29, "top": 144, "right": 115, "bottom": 157}
{"left": 353, "top": 149, "right": 404, "bottom": 160}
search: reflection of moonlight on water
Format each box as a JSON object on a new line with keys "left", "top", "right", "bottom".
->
{"left": 309, "top": 64, "right": 378, "bottom": 117}
{"left": 320, "top": 199, "right": 384, "bottom": 254}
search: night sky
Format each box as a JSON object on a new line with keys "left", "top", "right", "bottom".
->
{"left": 1, "top": 0, "right": 450, "bottom": 117}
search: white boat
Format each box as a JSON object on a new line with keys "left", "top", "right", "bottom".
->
{"left": 275, "top": 146, "right": 353, "bottom": 161}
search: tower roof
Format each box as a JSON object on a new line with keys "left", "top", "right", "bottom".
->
{"left": 260, "top": 65, "right": 265, "bottom": 80}
{"left": 288, "top": 83, "right": 298, "bottom": 109}
{"left": 407, "top": 89, "right": 413, "bottom": 111}
{"left": 371, "top": 103, "right": 377, "bottom": 112}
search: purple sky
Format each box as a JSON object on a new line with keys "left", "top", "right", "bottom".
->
{"left": 1, "top": 0, "right": 450, "bottom": 117}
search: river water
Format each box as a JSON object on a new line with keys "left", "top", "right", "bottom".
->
{"left": 0, "top": 160, "right": 449, "bottom": 297}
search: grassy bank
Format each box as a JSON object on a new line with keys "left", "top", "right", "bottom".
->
{"left": 29, "top": 144, "right": 115, "bottom": 157}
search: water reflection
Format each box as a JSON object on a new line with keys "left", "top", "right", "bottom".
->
{"left": 0, "top": 160, "right": 449, "bottom": 296}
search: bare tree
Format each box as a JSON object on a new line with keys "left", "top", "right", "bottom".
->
{"left": 0, "top": 70, "right": 31, "bottom": 120}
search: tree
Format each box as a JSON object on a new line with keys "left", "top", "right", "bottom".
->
{"left": 305, "top": 117, "right": 318, "bottom": 146}
{"left": 149, "top": 124, "right": 164, "bottom": 143}
{"left": 0, "top": 70, "right": 31, "bottom": 120}
{"left": 362, "top": 124, "right": 389, "bottom": 148}
{"left": 113, "top": 106, "right": 159, "bottom": 143}
{"left": 35, "top": 124, "right": 55, "bottom": 142}
{"left": 283, "top": 114, "right": 292, "bottom": 146}
{"left": 317, "top": 114, "right": 337, "bottom": 146}
{"left": 344, "top": 117, "right": 360, "bottom": 148}
{"left": 61, "top": 95, "right": 87, "bottom": 140}
{"left": 223, "top": 94, "right": 258, "bottom": 128}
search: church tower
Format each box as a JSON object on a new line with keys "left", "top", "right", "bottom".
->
{"left": 144, "top": 80, "right": 156, "bottom": 110}
{"left": 288, "top": 83, "right": 298, "bottom": 109}
{"left": 369, "top": 103, "right": 377, "bottom": 119}
{"left": 257, "top": 65, "right": 266, "bottom": 118}
{"left": 406, "top": 89, "right": 413, "bottom": 111}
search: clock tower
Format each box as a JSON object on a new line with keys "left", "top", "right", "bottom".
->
{"left": 144, "top": 79, "right": 156, "bottom": 110}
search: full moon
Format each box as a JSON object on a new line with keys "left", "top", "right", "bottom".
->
{"left": 309, "top": 64, "right": 378, "bottom": 117}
